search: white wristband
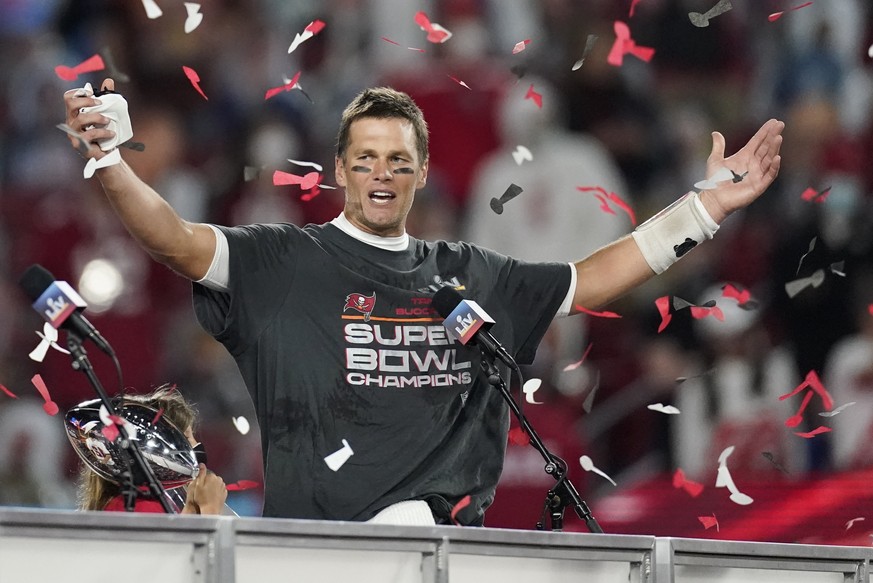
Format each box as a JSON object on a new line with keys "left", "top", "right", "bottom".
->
{"left": 631, "top": 192, "right": 719, "bottom": 274}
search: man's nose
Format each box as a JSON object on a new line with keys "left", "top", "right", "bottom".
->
{"left": 372, "top": 159, "right": 393, "bottom": 180}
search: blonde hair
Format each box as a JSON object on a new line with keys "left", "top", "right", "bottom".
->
{"left": 77, "top": 384, "right": 196, "bottom": 511}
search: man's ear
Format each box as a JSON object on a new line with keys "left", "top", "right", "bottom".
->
{"left": 416, "top": 159, "right": 428, "bottom": 189}
{"left": 335, "top": 156, "right": 346, "bottom": 187}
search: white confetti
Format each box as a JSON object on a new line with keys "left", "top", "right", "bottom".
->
{"left": 141, "top": 0, "right": 162, "bottom": 19}
{"left": 579, "top": 454, "right": 617, "bottom": 486}
{"left": 183, "top": 3, "right": 203, "bottom": 33}
{"left": 818, "top": 402, "right": 857, "bottom": 417}
{"left": 785, "top": 269, "right": 825, "bottom": 298}
{"left": 522, "top": 378, "right": 542, "bottom": 404}
{"left": 287, "top": 159, "right": 324, "bottom": 172}
{"left": 715, "top": 446, "right": 753, "bottom": 505}
{"left": 647, "top": 403, "right": 680, "bottom": 414}
{"left": 694, "top": 166, "right": 734, "bottom": 190}
{"left": 232, "top": 416, "right": 250, "bottom": 435}
{"left": 846, "top": 517, "right": 865, "bottom": 530}
{"left": 324, "top": 438, "right": 354, "bottom": 471}
{"left": 28, "top": 323, "right": 70, "bottom": 362}
{"left": 84, "top": 148, "right": 121, "bottom": 179}
{"left": 511, "top": 145, "right": 533, "bottom": 166}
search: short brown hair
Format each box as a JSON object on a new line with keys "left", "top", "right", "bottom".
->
{"left": 336, "top": 87, "right": 429, "bottom": 164}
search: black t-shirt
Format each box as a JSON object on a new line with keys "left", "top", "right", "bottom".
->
{"left": 193, "top": 222, "right": 571, "bottom": 524}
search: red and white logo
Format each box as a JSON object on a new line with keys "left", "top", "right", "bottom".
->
{"left": 343, "top": 292, "right": 376, "bottom": 321}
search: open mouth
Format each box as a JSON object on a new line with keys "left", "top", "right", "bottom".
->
{"left": 369, "top": 191, "right": 396, "bottom": 204}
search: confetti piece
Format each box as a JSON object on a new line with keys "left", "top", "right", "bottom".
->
{"left": 149, "top": 408, "right": 164, "bottom": 426}
{"left": 768, "top": 1, "right": 814, "bottom": 22}
{"left": 761, "top": 451, "right": 791, "bottom": 474}
{"left": 795, "top": 237, "right": 816, "bottom": 276}
{"left": 450, "top": 494, "right": 472, "bottom": 525}
{"left": 0, "top": 384, "right": 18, "bottom": 399}
{"left": 287, "top": 158, "right": 323, "bottom": 172}
{"left": 579, "top": 455, "right": 617, "bottom": 486}
{"left": 273, "top": 170, "right": 320, "bottom": 190}
{"left": 607, "top": 192, "right": 636, "bottom": 225}
{"left": 182, "top": 65, "right": 208, "bottom": 100}
{"left": 572, "top": 35, "right": 598, "bottom": 71}
{"left": 629, "top": 0, "right": 644, "bottom": 18}
{"left": 780, "top": 369, "right": 835, "bottom": 413}
{"left": 447, "top": 75, "right": 471, "bottom": 90}
{"left": 846, "top": 517, "right": 865, "bottom": 530}
{"left": 582, "top": 370, "right": 601, "bottom": 413}
{"left": 512, "top": 39, "right": 531, "bottom": 54}
{"left": 55, "top": 54, "right": 106, "bottom": 82}
{"left": 100, "top": 46, "right": 130, "bottom": 83}
{"left": 676, "top": 368, "right": 716, "bottom": 384}
{"left": 785, "top": 269, "right": 825, "bottom": 298}
{"left": 380, "top": 37, "right": 425, "bottom": 52}
{"left": 522, "top": 378, "right": 543, "bottom": 404}
{"left": 29, "top": 322, "right": 71, "bottom": 362}
{"left": 288, "top": 19, "right": 326, "bottom": 53}
{"left": 232, "top": 416, "right": 250, "bottom": 435}
{"left": 648, "top": 403, "right": 680, "bottom": 414}
{"left": 226, "top": 479, "right": 260, "bottom": 491}
{"left": 830, "top": 261, "right": 846, "bottom": 277}
{"left": 120, "top": 140, "right": 145, "bottom": 152}
{"left": 300, "top": 186, "right": 321, "bottom": 202}
{"left": 594, "top": 192, "right": 616, "bottom": 216}
{"left": 83, "top": 148, "right": 121, "bottom": 179}
{"left": 794, "top": 426, "right": 832, "bottom": 438}
{"left": 512, "top": 145, "right": 533, "bottom": 166}
{"left": 414, "top": 11, "right": 452, "bottom": 44}
{"left": 688, "top": 0, "right": 732, "bottom": 28}
{"left": 102, "top": 422, "right": 119, "bottom": 442}
{"left": 575, "top": 305, "right": 621, "bottom": 319}
{"left": 563, "top": 342, "right": 593, "bottom": 372}
{"left": 141, "top": 0, "right": 162, "bottom": 19}
{"left": 673, "top": 469, "right": 704, "bottom": 497}
{"left": 264, "top": 71, "right": 301, "bottom": 101}
{"left": 721, "top": 283, "right": 756, "bottom": 309}
{"left": 698, "top": 514, "right": 719, "bottom": 531}
{"left": 655, "top": 296, "right": 672, "bottom": 333}
{"left": 818, "top": 401, "right": 856, "bottom": 417}
{"left": 31, "top": 374, "right": 58, "bottom": 416}
{"left": 607, "top": 21, "right": 655, "bottom": 67}
{"left": 508, "top": 426, "right": 529, "bottom": 445}
{"left": 694, "top": 166, "right": 734, "bottom": 190}
{"left": 800, "top": 186, "right": 831, "bottom": 203}
{"left": 716, "top": 446, "right": 753, "bottom": 505}
{"left": 183, "top": 3, "right": 203, "bottom": 33}
{"left": 490, "top": 183, "right": 523, "bottom": 215}
{"left": 324, "top": 438, "right": 354, "bottom": 471}
{"left": 689, "top": 304, "right": 724, "bottom": 322}
{"left": 869, "top": 44, "right": 873, "bottom": 59}
{"left": 524, "top": 84, "right": 542, "bottom": 108}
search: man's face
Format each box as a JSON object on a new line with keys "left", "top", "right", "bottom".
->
{"left": 335, "top": 117, "right": 428, "bottom": 237}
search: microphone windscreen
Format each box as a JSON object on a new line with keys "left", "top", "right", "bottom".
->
{"left": 19, "top": 264, "right": 56, "bottom": 301}
{"left": 432, "top": 286, "right": 464, "bottom": 318}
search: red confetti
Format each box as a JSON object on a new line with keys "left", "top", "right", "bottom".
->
{"left": 380, "top": 37, "right": 425, "bottom": 52}
{"left": 304, "top": 19, "right": 325, "bottom": 35}
{"left": 800, "top": 186, "right": 831, "bottom": 203}
{"left": 629, "top": 0, "right": 644, "bottom": 17}
{"left": 655, "top": 296, "right": 672, "bottom": 333}
{"left": 0, "top": 384, "right": 18, "bottom": 399}
{"left": 31, "top": 374, "right": 58, "bottom": 416}
{"left": 450, "top": 494, "right": 472, "bottom": 525}
{"left": 300, "top": 186, "right": 321, "bottom": 202}
{"left": 607, "top": 192, "right": 636, "bottom": 226}
{"left": 273, "top": 170, "right": 321, "bottom": 190}
{"left": 785, "top": 390, "right": 813, "bottom": 428}
{"left": 780, "top": 370, "right": 835, "bottom": 410}
{"left": 508, "top": 426, "right": 529, "bottom": 446}
{"left": 151, "top": 408, "right": 164, "bottom": 426}
{"left": 265, "top": 71, "right": 301, "bottom": 101}
{"left": 794, "top": 426, "right": 832, "bottom": 438}
{"left": 607, "top": 21, "right": 655, "bottom": 67}
{"left": 512, "top": 39, "right": 531, "bottom": 54}
{"left": 55, "top": 54, "right": 105, "bottom": 81}
{"left": 575, "top": 305, "right": 621, "bottom": 319}
{"left": 102, "top": 422, "right": 119, "bottom": 442}
{"left": 577, "top": 186, "right": 635, "bottom": 225}
{"left": 722, "top": 283, "right": 751, "bottom": 306}
{"left": 698, "top": 514, "right": 719, "bottom": 530}
{"left": 524, "top": 84, "right": 543, "bottom": 108}
{"left": 673, "top": 469, "right": 704, "bottom": 497}
{"left": 226, "top": 479, "right": 260, "bottom": 491}
{"left": 414, "top": 11, "right": 452, "bottom": 44}
{"left": 690, "top": 305, "right": 724, "bottom": 321}
{"left": 563, "top": 342, "right": 594, "bottom": 372}
{"left": 768, "top": 1, "right": 814, "bottom": 22}
{"left": 182, "top": 65, "right": 208, "bottom": 100}
{"left": 594, "top": 193, "right": 616, "bottom": 215}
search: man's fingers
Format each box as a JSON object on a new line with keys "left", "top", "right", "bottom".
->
{"left": 101, "top": 78, "right": 115, "bottom": 92}
{"left": 708, "top": 131, "right": 726, "bottom": 163}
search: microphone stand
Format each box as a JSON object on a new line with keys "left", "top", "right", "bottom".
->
{"left": 66, "top": 330, "right": 173, "bottom": 513}
{"left": 480, "top": 353, "right": 603, "bottom": 533}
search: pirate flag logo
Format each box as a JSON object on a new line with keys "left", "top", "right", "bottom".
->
{"left": 343, "top": 292, "right": 376, "bottom": 321}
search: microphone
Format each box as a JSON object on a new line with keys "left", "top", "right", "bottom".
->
{"left": 432, "top": 287, "right": 515, "bottom": 368}
{"left": 19, "top": 264, "right": 115, "bottom": 356}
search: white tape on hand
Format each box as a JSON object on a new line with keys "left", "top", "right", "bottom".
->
{"left": 79, "top": 92, "right": 133, "bottom": 151}
{"left": 631, "top": 192, "right": 719, "bottom": 274}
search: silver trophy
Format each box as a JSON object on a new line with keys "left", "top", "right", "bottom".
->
{"left": 64, "top": 398, "right": 199, "bottom": 491}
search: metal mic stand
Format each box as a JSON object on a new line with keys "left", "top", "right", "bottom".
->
{"left": 66, "top": 330, "right": 173, "bottom": 513}
{"left": 480, "top": 353, "right": 603, "bottom": 533}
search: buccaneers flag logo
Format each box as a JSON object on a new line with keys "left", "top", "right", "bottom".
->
{"left": 343, "top": 292, "right": 376, "bottom": 321}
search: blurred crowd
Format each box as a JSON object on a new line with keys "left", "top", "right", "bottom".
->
{"left": 0, "top": 0, "right": 872, "bottom": 536}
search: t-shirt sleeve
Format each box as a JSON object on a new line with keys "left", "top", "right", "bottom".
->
{"left": 483, "top": 249, "right": 573, "bottom": 365}
{"left": 192, "top": 223, "right": 302, "bottom": 356}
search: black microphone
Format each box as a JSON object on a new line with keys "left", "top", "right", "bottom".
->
{"left": 432, "top": 287, "right": 515, "bottom": 368}
{"left": 19, "top": 264, "right": 115, "bottom": 356}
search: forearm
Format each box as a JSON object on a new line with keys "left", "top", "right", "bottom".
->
{"left": 96, "top": 158, "right": 214, "bottom": 280}
{"left": 571, "top": 235, "right": 654, "bottom": 311}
